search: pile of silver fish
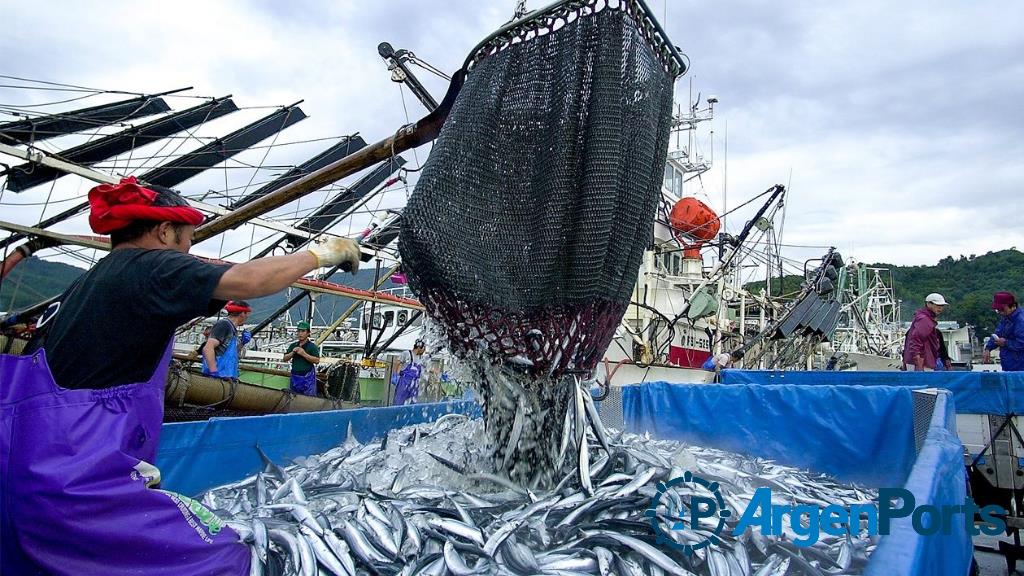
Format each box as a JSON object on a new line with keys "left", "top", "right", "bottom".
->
{"left": 200, "top": 412, "right": 878, "bottom": 576}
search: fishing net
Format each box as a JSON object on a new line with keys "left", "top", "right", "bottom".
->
{"left": 400, "top": 0, "right": 682, "bottom": 485}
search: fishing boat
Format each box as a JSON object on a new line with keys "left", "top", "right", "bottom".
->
{"left": 0, "top": 68, "right": 911, "bottom": 419}
{"left": 0, "top": 0, "right": 918, "bottom": 418}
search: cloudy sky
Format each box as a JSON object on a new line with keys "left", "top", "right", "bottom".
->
{"left": 1, "top": 0, "right": 1022, "bottom": 272}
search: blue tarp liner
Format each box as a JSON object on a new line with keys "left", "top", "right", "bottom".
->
{"left": 623, "top": 382, "right": 971, "bottom": 576}
{"left": 157, "top": 385, "right": 970, "bottom": 575}
{"left": 869, "top": 391, "right": 972, "bottom": 576}
{"left": 157, "top": 400, "right": 479, "bottom": 496}
{"left": 623, "top": 382, "right": 917, "bottom": 486}
{"left": 722, "top": 369, "right": 1024, "bottom": 415}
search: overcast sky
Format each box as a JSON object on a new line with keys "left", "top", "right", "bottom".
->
{"left": 1, "top": 0, "right": 1022, "bottom": 271}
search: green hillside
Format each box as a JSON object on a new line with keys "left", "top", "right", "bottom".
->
{"left": 883, "top": 250, "right": 1024, "bottom": 335}
{"left": 746, "top": 249, "right": 1024, "bottom": 335}
{"left": 0, "top": 257, "right": 84, "bottom": 311}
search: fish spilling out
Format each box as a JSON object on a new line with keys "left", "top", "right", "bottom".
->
{"left": 463, "top": 361, "right": 605, "bottom": 489}
{"left": 200, "top": 413, "right": 878, "bottom": 576}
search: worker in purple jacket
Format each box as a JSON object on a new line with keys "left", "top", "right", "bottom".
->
{"left": 1, "top": 177, "right": 361, "bottom": 575}
{"left": 984, "top": 291, "right": 1024, "bottom": 371}
{"left": 902, "top": 293, "right": 948, "bottom": 371}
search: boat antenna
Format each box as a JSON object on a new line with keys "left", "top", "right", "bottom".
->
{"left": 723, "top": 119, "right": 728, "bottom": 234}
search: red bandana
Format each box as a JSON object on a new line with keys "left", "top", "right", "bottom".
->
{"left": 88, "top": 177, "right": 204, "bottom": 234}
{"left": 225, "top": 301, "right": 252, "bottom": 314}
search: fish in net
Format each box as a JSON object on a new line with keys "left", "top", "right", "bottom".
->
{"left": 400, "top": 0, "right": 685, "bottom": 488}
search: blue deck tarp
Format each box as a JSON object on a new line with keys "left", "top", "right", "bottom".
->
{"left": 722, "top": 369, "right": 1024, "bottom": 415}
{"left": 157, "top": 400, "right": 479, "bottom": 496}
{"left": 623, "top": 382, "right": 917, "bottom": 486}
{"left": 623, "top": 382, "right": 971, "bottom": 576}
{"left": 156, "top": 384, "right": 971, "bottom": 575}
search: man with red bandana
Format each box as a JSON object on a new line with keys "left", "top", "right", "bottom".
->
{"left": 984, "top": 291, "right": 1024, "bottom": 371}
{"left": 2, "top": 177, "right": 361, "bottom": 575}
{"left": 201, "top": 299, "right": 253, "bottom": 380}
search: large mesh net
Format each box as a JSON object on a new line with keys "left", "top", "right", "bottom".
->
{"left": 400, "top": 0, "right": 679, "bottom": 485}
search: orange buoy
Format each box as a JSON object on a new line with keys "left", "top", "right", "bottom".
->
{"left": 669, "top": 198, "right": 720, "bottom": 258}
{"left": 670, "top": 198, "right": 720, "bottom": 240}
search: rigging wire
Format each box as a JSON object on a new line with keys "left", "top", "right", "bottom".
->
{"left": 0, "top": 81, "right": 417, "bottom": 265}
{"left": 0, "top": 123, "right": 354, "bottom": 150}
{"left": 0, "top": 75, "right": 213, "bottom": 100}
{"left": 53, "top": 245, "right": 98, "bottom": 267}
{"left": 236, "top": 109, "right": 289, "bottom": 203}
{"left": 36, "top": 179, "right": 60, "bottom": 223}
{"left": 131, "top": 99, "right": 218, "bottom": 176}
{"left": 0, "top": 177, "right": 9, "bottom": 303}
{"left": 0, "top": 194, "right": 89, "bottom": 207}
{"left": 405, "top": 55, "right": 452, "bottom": 81}
{"left": 0, "top": 93, "right": 102, "bottom": 109}
{"left": 0, "top": 75, "right": 125, "bottom": 94}
{"left": 397, "top": 85, "right": 422, "bottom": 170}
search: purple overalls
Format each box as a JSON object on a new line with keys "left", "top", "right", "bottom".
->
{"left": 393, "top": 361, "right": 422, "bottom": 406}
{"left": 289, "top": 369, "right": 317, "bottom": 396}
{"left": 0, "top": 341, "right": 250, "bottom": 575}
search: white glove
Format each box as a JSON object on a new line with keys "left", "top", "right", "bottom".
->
{"left": 308, "top": 237, "right": 360, "bottom": 273}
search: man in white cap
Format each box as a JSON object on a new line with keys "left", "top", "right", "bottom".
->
{"left": 393, "top": 339, "right": 427, "bottom": 405}
{"left": 902, "top": 293, "right": 948, "bottom": 371}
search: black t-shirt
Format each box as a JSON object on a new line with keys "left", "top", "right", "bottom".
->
{"left": 28, "top": 248, "right": 231, "bottom": 390}
{"left": 206, "top": 318, "right": 237, "bottom": 357}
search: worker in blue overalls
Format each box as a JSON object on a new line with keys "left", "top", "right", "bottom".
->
{"left": 201, "top": 300, "right": 251, "bottom": 379}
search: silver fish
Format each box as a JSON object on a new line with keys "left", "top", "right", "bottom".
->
{"left": 203, "top": 412, "right": 876, "bottom": 576}
{"left": 442, "top": 541, "right": 477, "bottom": 576}
{"left": 322, "top": 528, "right": 357, "bottom": 576}
{"left": 363, "top": 499, "right": 391, "bottom": 527}
{"left": 614, "top": 467, "right": 658, "bottom": 498}
{"left": 248, "top": 544, "right": 263, "bottom": 576}
{"left": 578, "top": 432, "right": 593, "bottom": 496}
{"left": 541, "top": 553, "right": 598, "bottom": 572}
{"left": 293, "top": 527, "right": 318, "bottom": 576}
{"left": 427, "top": 517, "right": 484, "bottom": 547}
{"left": 482, "top": 516, "right": 526, "bottom": 557}
{"left": 501, "top": 399, "right": 525, "bottom": 472}
{"left": 594, "top": 546, "right": 614, "bottom": 576}
{"left": 298, "top": 524, "right": 350, "bottom": 576}
{"left": 582, "top": 530, "right": 697, "bottom": 576}
{"left": 339, "top": 519, "right": 390, "bottom": 566}
{"left": 251, "top": 518, "right": 269, "bottom": 565}
{"left": 361, "top": 514, "right": 399, "bottom": 559}
{"left": 267, "top": 528, "right": 302, "bottom": 575}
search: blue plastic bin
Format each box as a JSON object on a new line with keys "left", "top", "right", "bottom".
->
{"left": 156, "top": 400, "right": 479, "bottom": 496}
{"left": 721, "top": 369, "right": 1024, "bottom": 416}
{"left": 155, "top": 384, "right": 969, "bottom": 575}
{"left": 623, "top": 382, "right": 970, "bottom": 576}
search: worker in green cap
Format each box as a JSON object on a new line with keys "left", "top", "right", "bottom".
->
{"left": 283, "top": 321, "right": 320, "bottom": 395}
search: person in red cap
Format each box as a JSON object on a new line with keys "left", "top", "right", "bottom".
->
{"left": 983, "top": 291, "right": 1024, "bottom": 371}
{"left": 5, "top": 177, "right": 362, "bottom": 575}
{"left": 26, "top": 177, "right": 360, "bottom": 389}
{"left": 201, "top": 300, "right": 252, "bottom": 379}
